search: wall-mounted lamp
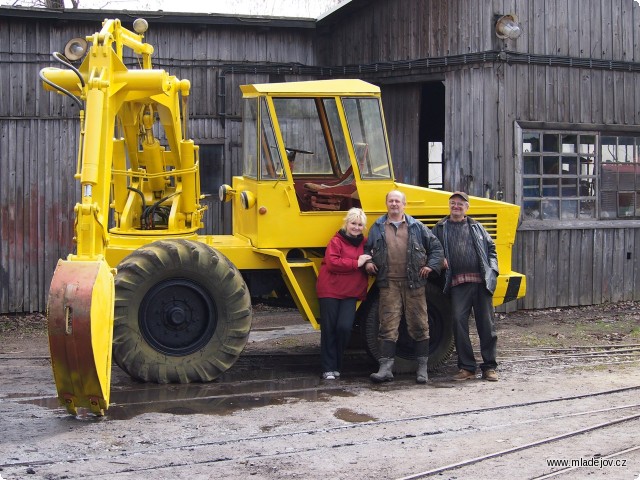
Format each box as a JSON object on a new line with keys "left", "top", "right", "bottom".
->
{"left": 63, "top": 37, "right": 88, "bottom": 61}
{"left": 495, "top": 14, "right": 522, "bottom": 40}
{"left": 132, "top": 18, "right": 149, "bottom": 34}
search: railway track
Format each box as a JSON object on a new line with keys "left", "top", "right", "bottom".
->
{"left": 396, "top": 406, "right": 640, "bottom": 479}
{"left": 0, "top": 385, "right": 640, "bottom": 468}
{"left": 2, "top": 385, "right": 639, "bottom": 478}
{"left": 2, "top": 344, "right": 640, "bottom": 413}
{"left": 1, "top": 339, "right": 639, "bottom": 479}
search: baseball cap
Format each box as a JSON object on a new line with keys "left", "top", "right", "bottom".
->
{"left": 449, "top": 191, "right": 469, "bottom": 202}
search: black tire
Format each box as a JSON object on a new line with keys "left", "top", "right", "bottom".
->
{"left": 113, "top": 239, "right": 252, "bottom": 383}
{"left": 360, "top": 282, "right": 454, "bottom": 371}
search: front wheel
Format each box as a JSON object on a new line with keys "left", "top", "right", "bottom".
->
{"left": 113, "top": 240, "right": 252, "bottom": 383}
{"left": 360, "top": 282, "right": 454, "bottom": 371}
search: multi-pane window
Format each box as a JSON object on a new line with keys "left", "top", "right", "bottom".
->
{"left": 522, "top": 132, "right": 597, "bottom": 220}
{"left": 426, "top": 141, "right": 444, "bottom": 189}
{"left": 521, "top": 131, "right": 640, "bottom": 221}
{"left": 600, "top": 136, "right": 640, "bottom": 218}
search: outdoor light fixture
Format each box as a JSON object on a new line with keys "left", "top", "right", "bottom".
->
{"left": 63, "top": 37, "right": 88, "bottom": 61}
{"left": 495, "top": 14, "right": 522, "bottom": 40}
{"left": 133, "top": 18, "right": 149, "bottom": 34}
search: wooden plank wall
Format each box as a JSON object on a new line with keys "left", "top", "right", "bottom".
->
{"left": 0, "top": 13, "right": 315, "bottom": 313}
{"left": 0, "top": 119, "right": 78, "bottom": 312}
{"left": 316, "top": 0, "right": 640, "bottom": 311}
{"left": 318, "top": 0, "right": 640, "bottom": 65}
{"left": 379, "top": 84, "right": 421, "bottom": 184}
{"left": 3, "top": 0, "right": 640, "bottom": 313}
{"left": 515, "top": 227, "right": 640, "bottom": 309}
{"left": 317, "top": 0, "right": 640, "bottom": 193}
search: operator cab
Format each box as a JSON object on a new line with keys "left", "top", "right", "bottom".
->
{"left": 241, "top": 80, "right": 393, "bottom": 212}
{"left": 223, "top": 80, "right": 397, "bottom": 248}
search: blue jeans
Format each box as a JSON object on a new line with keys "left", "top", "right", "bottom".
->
{"left": 451, "top": 282, "right": 497, "bottom": 372}
{"left": 319, "top": 297, "right": 357, "bottom": 373}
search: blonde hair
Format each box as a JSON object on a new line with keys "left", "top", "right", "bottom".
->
{"left": 342, "top": 207, "right": 367, "bottom": 231}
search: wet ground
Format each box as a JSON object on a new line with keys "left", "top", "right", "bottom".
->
{"left": 1, "top": 302, "right": 640, "bottom": 479}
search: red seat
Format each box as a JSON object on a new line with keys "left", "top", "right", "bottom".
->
{"left": 302, "top": 167, "right": 357, "bottom": 210}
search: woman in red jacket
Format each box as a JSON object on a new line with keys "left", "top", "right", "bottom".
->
{"left": 316, "top": 208, "right": 371, "bottom": 380}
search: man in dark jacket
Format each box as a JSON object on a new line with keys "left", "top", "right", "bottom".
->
{"left": 432, "top": 191, "right": 499, "bottom": 382}
{"left": 364, "top": 190, "right": 444, "bottom": 384}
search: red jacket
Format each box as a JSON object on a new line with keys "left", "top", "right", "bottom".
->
{"left": 316, "top": 231, "right": 369, "bottom": 301}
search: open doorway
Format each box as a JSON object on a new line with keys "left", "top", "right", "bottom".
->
{"left": 418, "top": 81, "right": 445, "bottom": 189}
{"left": 198, "top": 143, "right": 226, "bottom": 234}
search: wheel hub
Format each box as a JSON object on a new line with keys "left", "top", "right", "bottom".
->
{"left": 166, "top": 304, "right": 189, "bottom": 327}
{"left": 139, "top": 278, "right": 218, "bottom": 356}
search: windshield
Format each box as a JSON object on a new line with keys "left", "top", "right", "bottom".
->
{"left": 342, "top": 97, "right": 392, "bottom": 179}
{"left": 271, "top": 97, "right": 350, "bottom": 176}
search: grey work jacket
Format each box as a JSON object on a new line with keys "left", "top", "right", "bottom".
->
{"left": 432, "top": 216, "right": 498, "bottom": 295}
{"left": 364, "top": 213, "right": 444, "bottom": 289}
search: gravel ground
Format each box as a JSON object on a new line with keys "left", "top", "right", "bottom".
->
{"left": 1, "top": 301, "right": 639, "bottom": 479}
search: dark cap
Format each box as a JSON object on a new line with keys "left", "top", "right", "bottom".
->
{"left": 449, "top": 191, "right": 469, "bottom": 202}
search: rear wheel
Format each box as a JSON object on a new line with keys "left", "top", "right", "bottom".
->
{"left": 113, "top": 239, "right": 252, "bottom": 383}
{"left": 360, "top": 281, "right": 454, "bottom": 371}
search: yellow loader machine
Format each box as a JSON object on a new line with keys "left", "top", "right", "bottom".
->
{"left": 41, "top": 18, "right": 526, "bottom": 416}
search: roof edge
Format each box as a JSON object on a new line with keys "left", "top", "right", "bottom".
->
{"left": 0, "top": 5, "right": 317, "bottom": 28}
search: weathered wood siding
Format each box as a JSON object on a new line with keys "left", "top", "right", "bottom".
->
{"left": 316, "top": 0, "right": 640, "bottom": 310}
{"left": 379, "top": 84, "right": 422, "bottom": 183}
{"left": 3, "top": 0, "right": 640, "bottom": 313}
{"left": 515, "top": 226, "right": 640, "bottom": 309}
{"left": 317, "top": 0, "right": 640, "bottom": 192}
{"left": 318, "top": 0, "right": 640, "bottom": 65}
{"left": 1, "top": 119, "right": 78, "bottom": 312}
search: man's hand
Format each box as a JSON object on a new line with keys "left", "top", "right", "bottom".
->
{"left": 419, "top": 266, "right": 432, "bottom": 278}
{"left": 365, "top": 262, "right": 378, "bottom": 275}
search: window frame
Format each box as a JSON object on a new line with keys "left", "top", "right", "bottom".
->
{"left": 515, "top": 122, "right": 640, "bottom": 225}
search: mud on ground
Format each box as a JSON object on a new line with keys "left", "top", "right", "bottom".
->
{"left": 2, "top": 301, "right": 639, "bottom": 355}
{"left": 242, "top": 300, "right": 640, "bottom": 354}
{"left": 1, "top": 301, "right": 639, "bottom": 480}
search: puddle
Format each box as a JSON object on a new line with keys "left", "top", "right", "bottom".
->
{"left": 19, "top": 376, "right": 356, "bottom": 420}
{"left": 14, "top": 347, "right": 371, "bottom": 420}
{"left": 334, "top": 407, "right": 377, "bottom": 423}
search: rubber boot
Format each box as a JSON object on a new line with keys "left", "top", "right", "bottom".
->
{"left": 415, "top": 340, "right": 429, "bottom": 384}
{"left": 416, "top": 357, "right": 429, "bottom": 384}
{"left": 370, "top": 340, "right": 396, "bottom": 383}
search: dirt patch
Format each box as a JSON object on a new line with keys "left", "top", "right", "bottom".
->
{"left": 243, "top": 300, "right": 640, "bottom": 356}
{"left": 2, "top": 300, "right": 640, "bottom": 360}
{"left": 496, "top": 301, "right": 640, "bottom": 349}
{"left": 1, "top": 302, "right": 640, "bottom": 479}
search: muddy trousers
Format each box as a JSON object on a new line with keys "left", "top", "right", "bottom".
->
{"left": 451, "top": 282, "right": 497, "bottom": 373}
{"left": 319, "top": 297, "right": 357, "bottom": 373}
{"left": 377, "top": 280, "right": 429, "bottom": 342}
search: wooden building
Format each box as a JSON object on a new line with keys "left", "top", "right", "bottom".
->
{"left": 2, "top": 0, "right": 640, "bottom": 313}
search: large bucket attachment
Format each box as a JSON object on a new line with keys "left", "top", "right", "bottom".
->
{"left": 47, "top": 259, "right": 115, "bottom": 416}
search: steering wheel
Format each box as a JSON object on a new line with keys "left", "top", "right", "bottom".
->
{"left": 285, "top": 147, "right": 314, "bottom": 162}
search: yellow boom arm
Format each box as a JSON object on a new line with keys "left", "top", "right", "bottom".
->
{"left": 41, "top": 18, "right": 202, "bottom": 415}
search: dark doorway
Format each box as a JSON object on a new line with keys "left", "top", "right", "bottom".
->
{"left": 198, "top": 143, "right": 226, "bottom": 234}
{"left": 199, "top": 144, "right": 225, "bottom": 195}
{"left": 418, "top": 81, "right": 445, "bottom": 188}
